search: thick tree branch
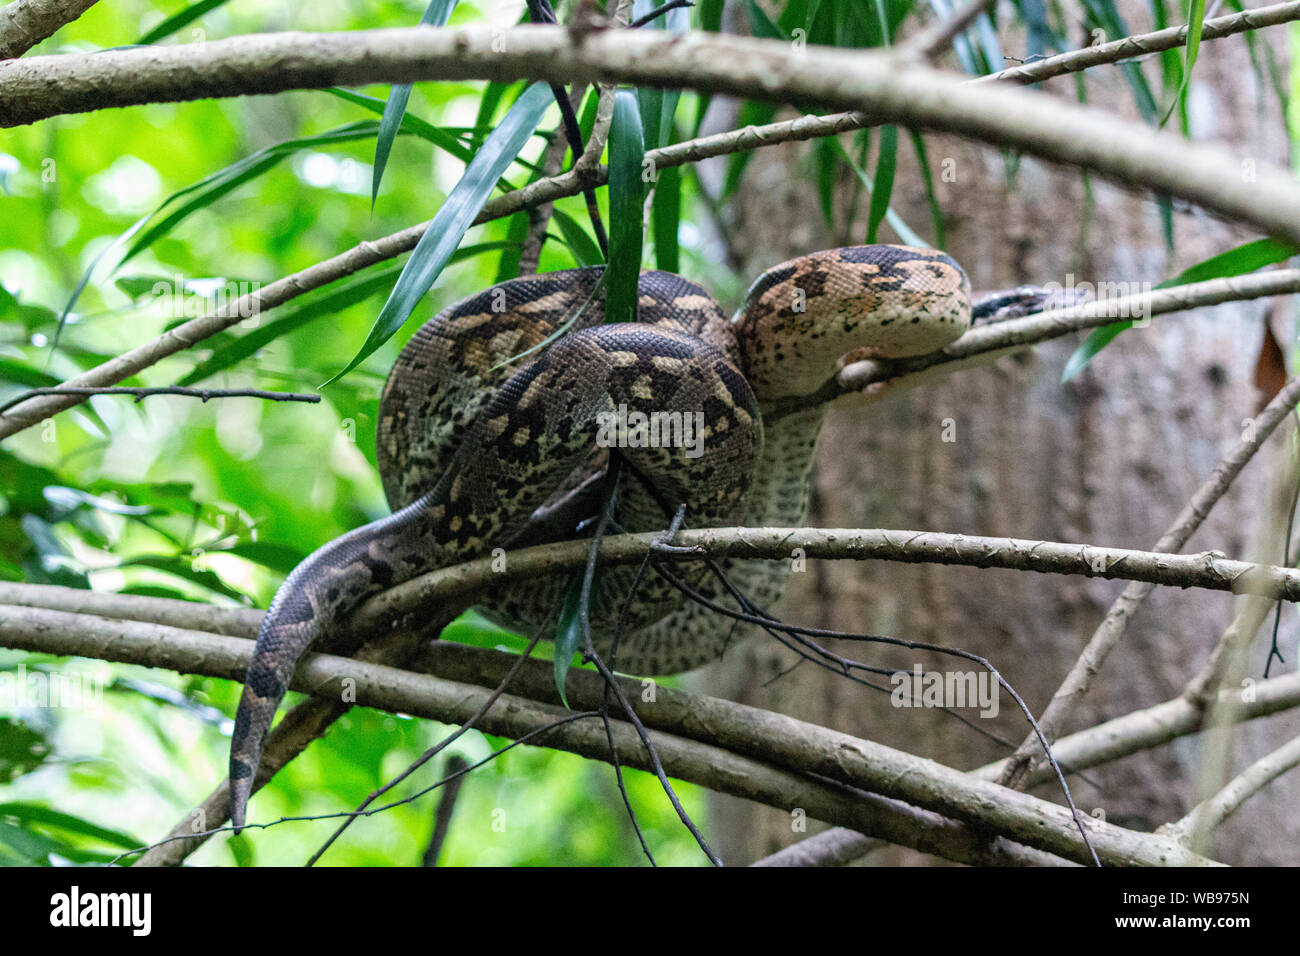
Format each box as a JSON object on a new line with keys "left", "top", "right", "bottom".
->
{"left": 5, "top": 27, "right": 1300, "bottom": 255}
{"left": 6, "top": 523, "right": 1300, "bottom": 642}
{"left": 0, "top": 0, "right": 98, "bottom": 59}
{"left": 0, "top": 603, "right": 1217, "bottom": 866}
{"left": 758, "top": 667, "right": 1300, "bottom": 866}
{"left": 653, "top": 1, "right": 1300, "bottom": 177}
{"left": 5, "top": 24, "right": 1298, "bottom": 438}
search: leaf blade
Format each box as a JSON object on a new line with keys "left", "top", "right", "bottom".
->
{"left": 326, "top": 82, "right": 555, "bottom": 384}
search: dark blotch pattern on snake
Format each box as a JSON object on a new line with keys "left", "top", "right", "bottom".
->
{"left": 228, "top": 244, "right": 971, "bottom": 830}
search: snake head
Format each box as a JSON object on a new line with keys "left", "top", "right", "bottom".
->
{"left": 736, "top": 245, "right": 971, "bottom": 400}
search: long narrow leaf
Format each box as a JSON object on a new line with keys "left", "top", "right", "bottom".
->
{"left": 1161, "top": 0, "right": 1206, "bottom": 128}
{"left": 552, "top": 209, "right": 604, "bottom": 268}
{"left": 137, "top": 0, "right": 233, "bottom": 45}
{"left": 327, "top": 82, "right": 554, "bottom": 384}
{"left": 606, "top": 91, "right": 646, "bottom": 325}
{"left": 553, "top": 575, "right": 583, "bottom": 707}
{"left": 835, "top": 141, "right": 929, "bottom": 248}
{"left": 908, "top": 130, "right": 947, "bottom": 249}
{"left": 325, "top": 88, "right": 473, "bottom": 161}
{"left": 372, "top": 0, "right": 460, "bottom": 207}
{"left": 1063, "top": 237, "right": 1300, "bottom": 381}
{"left": 866, "top": 125, "right": 898, "bottom": 244}
{"left": 653, "top": 164, "right": 681, "bottom": 273}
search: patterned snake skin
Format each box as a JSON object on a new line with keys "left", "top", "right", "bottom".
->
{"left": 228, "top": 244, "right": 971, "bottom": 830}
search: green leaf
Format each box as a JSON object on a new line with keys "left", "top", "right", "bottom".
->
{"left": 372, "top": 0, "right": 460, "bottom": 207}
{"left": 120, "top": 123, "right": 386, "bottom": 268}
{"left": 0, "top": 803, "right": 140, "bottom": 850}
{"left": 471, "top": 82, "right": 522, "bottom": 149}
{"left": 214, "top": 541, "right": 308, "bottom": 575}
{"left": 553, "top": 575, "right": 584, "bottom": 708}
{"left": 0, "top": 718, "right": 49, "bottom": 784}
{"left": 179, "top": 242, "right": 512, "bottom": 386}
{"left": 814, "top": 137, "right": 839, "bottom": 229}
{"left": 691, "top": 0, "right": 725, "bottom": 135}
{"left": 0, "top": 286, "right": 56, "bottom": 330}
{"left": 324, "top": 88, "right": 474, "bottom": 162}
{"left": 552, "top": 209, "right": 605, "bottom": 268}
{"left": 1061, "top": 322, "right": 1128, "bottom": 383}
{"left": 494, "top": 211, "right": 533, "bottom": 283}
{"left": 834, "top": 140, "right": 929, "bottom": 248}
{"left": 1080, "top": 0, "right": 1159, "bottom": 123}
{"left": 116, "top": 553, "right": 250, "bottom": 602}
{"left": 742, "top": 0, "right": 787, "bottom": 38}
{"left": 865, "top": 125, "right": 898, "bottom": 244}
{"left": 908, "top": 130, "right": 946, "bottom": 249}
{"left": 606, "top": 91, "right": 647, "bottom": 325}
{"left": 653, "top": 164, "right": 681, "bottom": 273}
{"left": 1063, "top": 237, "right": 1300, "bottom": 381}
{"left": 137, "top": 0, "right": 233, "bottom": 45}
{"left": 1157, "top": 237, "right": 1299, "bottom": 289}
{"left": 722, "top": 101, "right": 779, "bottom": 198}
{"left": 0, "top": 357, "right": 61, "bottom": 390}
{"left": 326, "top": 82, "right": 554, "bottom": 384}
{"left": 1160, "top": 0, "right": 1206, "bottom": 128}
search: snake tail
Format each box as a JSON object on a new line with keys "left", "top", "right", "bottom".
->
{"left": 228, "top": 502, "right": 430, "bottom": 832}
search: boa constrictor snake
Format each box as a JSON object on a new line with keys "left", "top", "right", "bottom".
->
{"left": 229, "top": 243, "right": 971, "bottom": 831}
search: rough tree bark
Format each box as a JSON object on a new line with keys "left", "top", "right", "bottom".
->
{"left": 699, "top": 16, "right": 1300, "bottom": 865}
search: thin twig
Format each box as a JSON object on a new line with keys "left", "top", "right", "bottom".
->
{"left": 575, "top": 455, "right": 720, "bottom": 865}
{"left": 902, "top": 0, "right": 996, "bottom": 61}
{"left": 304, "top": 633, "right": 543, "bottom": 865}
{"left": 628, "top": 0, "right": 694, "bottom": 29}
{"left": 651, "top": 561, "right": 1101, "bottom": 866}
{"left": 0, "top": 384, "right": 320, "bottom": 415}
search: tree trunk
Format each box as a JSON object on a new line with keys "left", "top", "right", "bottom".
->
{"left": 697, "top": 21, "right": 1300, "bottom": 865}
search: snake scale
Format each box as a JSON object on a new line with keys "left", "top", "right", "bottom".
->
{"left": 228, "top": 244, "right": 971, "bottom": 831}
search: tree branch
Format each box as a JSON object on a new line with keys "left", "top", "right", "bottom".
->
{"left": 5, "top": 21, "right": 1297, "bottom": 438}
{"left": 757, "top": 667, "right": 1300, "bottom": 865}
{"left": 6, "top": 523, "right": 1300, "bottom": 643}
{"left": 0, "top": 603, "right": 1218, "bottom": 866}
{"left": 0, "top": 0, "right": 98, "bottom": 59}
{"left": 902, "top": 0, "right": 996, "bottom": 61}
{"left": 1165, "top": 731, "right": 1300, "bottom": 842}
{"left": 999, "top": 375, "right": 1300, "bottom": 789}
{"left": 981, "top": 1, "right": 1300, "bottom": 87}
{"left": 5, "top": 27, "right": 1300, "bottom": 255}
{"left": 764, "top": 269, "right": 1300, "bottom": 420}
{"left": 0, "top": 385, "right": 320, "bottom": 415}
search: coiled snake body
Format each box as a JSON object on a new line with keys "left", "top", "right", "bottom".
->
{"left": 229, "top": 244, "right": 971, "bottom": 830}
